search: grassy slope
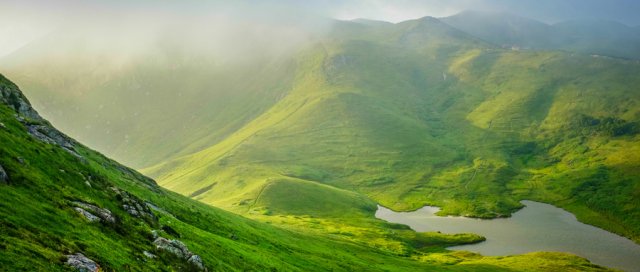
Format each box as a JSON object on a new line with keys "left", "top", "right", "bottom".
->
{"left": 450, "top": 50, "right": 640, "bottom": 240}
{"left": 0, "top": 74, "right": 609, "bottom": 271}
{"left": 145, "top": 18, "right": 640, "bottom": 244}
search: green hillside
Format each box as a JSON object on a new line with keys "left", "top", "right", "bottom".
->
{"left": 1, "top": 74, "right": 613, "bottom": 271}
{"left": 143, "top": 17, "right": 640, "bottom": 244}
{"left": 1, "top": 12, "right": 639, "bottom": 271}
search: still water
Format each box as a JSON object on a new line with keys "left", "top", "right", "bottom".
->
{"left": 375, "top": 200, "right": 640, "bottom": 272}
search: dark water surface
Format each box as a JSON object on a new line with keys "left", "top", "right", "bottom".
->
{"left": 375, "top": 200, "right": 640, "bottom": 272}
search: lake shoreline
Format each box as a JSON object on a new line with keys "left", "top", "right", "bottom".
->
{"left": 376, "top": 200, "right": 640, "bottom": 272}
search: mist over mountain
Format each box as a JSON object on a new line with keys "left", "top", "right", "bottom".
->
{"left": 1, "top": 1, "right": 640, "bottom": 271}
{"left": 3, "top": 9, "right": 640, "bottom": 168}
{"left": 442, "top": 10, "right": 640, "bottom": 59}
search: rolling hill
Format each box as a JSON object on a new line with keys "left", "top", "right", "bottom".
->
{"left": 1, "top": 11, "right": 639, "bottom": 270}
{"left": 142, "top": 16, "right": 640, "bottom": 243}
{"left": 0, "top": 74, "right": 612, "bottom": 271}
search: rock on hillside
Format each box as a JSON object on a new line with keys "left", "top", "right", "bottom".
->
{"left": 0, "top": 74, "right": 42, "bottom": 120}
{"left": 65, "top": 253, "right": 100, "bottom": 272}
{"left": 153, "top": 237, "right": 206, "bottom": 271}
{"left": 0, "top": 164, "right": 7, "bottom": 184}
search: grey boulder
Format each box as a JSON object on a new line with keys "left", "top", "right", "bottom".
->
{"left": 153, "top": 237, "right": 191, "bottom": 259}
{"left": 0, "top": 165, "right": 7, "bottom": 184}
{"left": 153, "top": 237, "right": 206, "bottom": 271}
{"left": 66, "top": 253, "right": 100, "bottom": 272}
{"left": 73, "top": 207, "right": 101, "bottom": 222}
{"left": 188, "top": 255, "right": 206, "bottom": 271}
{"left": 72, "top": 202, "right": 115, "bottom": 223}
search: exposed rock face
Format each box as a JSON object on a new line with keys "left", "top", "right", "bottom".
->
{"left": 111, "top": 187, "right": 156, "bottom": 221}
{"left": 0, "top": 76, "right": 42, "bottom": 121}
{"left": 72, "top": 202, "right": 115, "bottom": 223}
{"left": 153, "top": 237, "right": 191, "bottom": 259}
{"left": 153, "top": 237, "right": 206, "bottom": 271}
{"left": 0, "top": 165, "right": 7, "bottom": 184}
{"left": 27, "top": 124, "right": 81, "bottom": 157}
{"left": 187, "top": 255, "right": 205, "bottom": 271}
{"left": 1, "top": 76, "right": 159, "bottom": 194}
{"left": 66, "top": 253, "right": 100, "bottom": 272}
{"left": 188, "top": 254, "right": 205, "bottom": 270}
{"left": 0, "top": 75, "right": 82, "bottom": 158}
{"left": 73, "top": 207, "right": 101, "bottom": 222}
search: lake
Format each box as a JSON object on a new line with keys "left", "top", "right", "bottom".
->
{"left": 375, "top": 200, "right": 640, "bottom": 272}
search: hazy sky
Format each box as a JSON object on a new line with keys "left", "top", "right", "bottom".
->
{"left": 1, "top": 0, "right": 639, "bottom": 57}
{"left": 301, "top": 0, "right": 640, "bottom": 24}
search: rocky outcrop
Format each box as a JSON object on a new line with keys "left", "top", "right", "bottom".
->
{"left": 0, "top": 165, "right": 7, "bottom": 184}
{"left": 187, "top": 255, "right": 205, "bottom": 271}
{"left": 73, "top": 207, "right": 101, "bottom": 222}
{"left": 110, "top": 187, "right": 156, "bottom": 221}
{"left": 1, "top": 74, "right": 82, "bottom": 158}
{"left": 27, "top": 124, "right": 81, "bottom": 158}
{"left": 0, "top": 75, "right": 42, "bottom": 121}
{"left": 66, "top": 253, "right": 100, "bottom": 272}
{"left": 153, "top": 237, "right": 206, "bottom": 271}
{"left": 153, "top": 237, "right": 191, "bottom": 259}
{"left": 72, "top": 202, "right": 115, "bottom": 223}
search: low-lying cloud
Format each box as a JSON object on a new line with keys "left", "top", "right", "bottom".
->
{"left": 1, "top": 0, "right": 638, "bottom": 59}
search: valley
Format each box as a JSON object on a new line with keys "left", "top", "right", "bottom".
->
{"left": 1, "top": 5, "right": 639, "bottom": 271}
{"left": 0, "top": 72, "right": 611, "bottom": 271}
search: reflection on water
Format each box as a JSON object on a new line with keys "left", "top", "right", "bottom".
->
{"left": 375, "top": 200, "right": 640, "bottom": 272}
